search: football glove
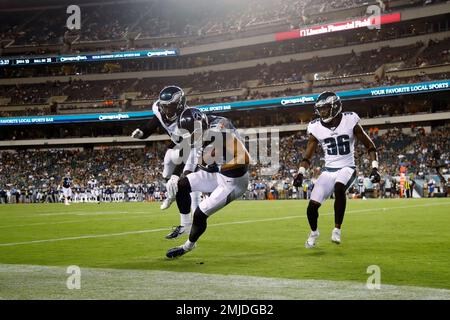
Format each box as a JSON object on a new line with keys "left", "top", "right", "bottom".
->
{"left": 131, "top": 129, "right": 144, "bottom": 139}
{"left": 369, "top": 167, "right": 381, "bottom": 183}
{"left": 293, "top": 173, "right": 303, "bottom": 188}
{"left": 293, "top": 167, "right": 306, "bottom": 188}
{"left": 166, "top": 175, "right": 180, "bottom": 199}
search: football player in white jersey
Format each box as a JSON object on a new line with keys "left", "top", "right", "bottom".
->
{"left": 165, "top": 108, "right": 250, "bottom": 258}
{"left": 131, "top": 86, "right": 201, "bottom": 240}
{"left": 293, "top": 91, "right": 380, "bottom": 248}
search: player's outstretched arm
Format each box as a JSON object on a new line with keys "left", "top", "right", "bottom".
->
{"left": 293, "top": 134, "right": 318, "bottom": 187}
{"left": 131, "top": 116, "right": 160, "bottom": 139}
{"left": 354, "top": 124, "right": 380, "bottom": 182}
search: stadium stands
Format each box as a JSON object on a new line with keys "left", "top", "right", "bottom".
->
{"left": 0, "top": 0, "right": 448, "bottom": 203}
{"left": 1, "top": 39, "right": 449, "bottom": 115}
{"left": 0, "top": 124, "right": 448, "bottom": 202}
{"left": 0, "top": 0, "right": 380, "bottom": 46}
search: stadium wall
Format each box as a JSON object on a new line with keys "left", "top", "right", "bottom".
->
{"left": 0, "top": 112, "right": 448, "bottom": 147}
{"left": 2, "top": 31, "right": 449, "bottom": 85}
{"left": 1, "top": 64, "right": 449, "bottom": 113}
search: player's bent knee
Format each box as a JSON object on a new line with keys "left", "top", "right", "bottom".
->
{"left": 193, "top": 207, "right": 208, "bottom": 222}
{"left": 307, "top": 200, "right": 320, "bottom": 216}
{"left": 308, "top": 200, "right": 321, "bottom": 209}
{"left": 178, "top": 177, "right": 192, "bottom": 194}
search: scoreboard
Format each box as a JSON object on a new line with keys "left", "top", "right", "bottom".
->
{"left": 0, "top": 49, "right": 178, "bottom": 67}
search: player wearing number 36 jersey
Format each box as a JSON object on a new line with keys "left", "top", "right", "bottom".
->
{"left": 293, "top": 91, "right": 380, "bottom": 248}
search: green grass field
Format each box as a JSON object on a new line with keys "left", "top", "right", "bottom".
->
{"left": 0, "top": 199, "right": 449, "bottom": 299}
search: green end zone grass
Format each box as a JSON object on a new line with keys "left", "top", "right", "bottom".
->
{"left": 0, "top": 198, "right": 449, "bottom": 299}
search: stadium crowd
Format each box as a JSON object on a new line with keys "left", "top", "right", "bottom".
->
{"left": 3, "top": 28, "right": 449, "bottom": 80}
{"left": 1, "top": 0, "right": 446, "bottom": 54}
{"left": 0, "top": 0, "right": 405, "bottom": 47}
{"left": 1, "top": 124, "right": 448, "bottom": 203}
{"left": 1, "top": 37, "right": 449, "bottom": 116}
{"left": 0, "top": 0, "right": 448, "bottom": 203}
{"left": 0, "top": 146, "right": 167, "bottom": 204}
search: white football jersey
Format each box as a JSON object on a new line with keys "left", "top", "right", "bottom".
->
{"left": 153, "top": 102, "right": 200, "bottom": 170}
{"left": 152, "top": 102, "right": 181, "bottom": 143}
{"left": 307, "top": 112, "right": 360, "bottom": 169}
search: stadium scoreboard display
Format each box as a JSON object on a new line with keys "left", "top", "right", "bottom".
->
{"left": 0, "top": 49, "right": 179, "bottom": 67}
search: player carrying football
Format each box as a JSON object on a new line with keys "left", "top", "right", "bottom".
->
{"left": 293, "top": 91, "right": 380, "bottom": 248}
{"left": 165, "top": 108, "right": 250, "bottom": 258}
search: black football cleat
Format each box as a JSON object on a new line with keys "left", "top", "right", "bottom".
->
{"left": 166, "top": 243, "right": 196, "bottom": 259}
{"left": 166, "top": 246, "right": 187, "bottom": 259}
{"left": 165, "top": 225, "right": 189, "bottom": 240}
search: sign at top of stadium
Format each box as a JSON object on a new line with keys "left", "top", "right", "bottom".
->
{"left": 276, "top": 13, "right": 401, "bottom": 41}
{"left": 300, "top": 18, "right": 373, "bottom": 37}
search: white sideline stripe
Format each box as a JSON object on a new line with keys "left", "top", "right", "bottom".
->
{"left": 1, "top": 209, "right": 90, "bottom": 218}
{"left": 0, "top": 202, "right": 449, "bottom": 247}
{"left": 4, "top": 210, "right": 153, "bottom": 219}
{"left": 0, "top": 211, "right": 161, "bottom": 229}
{"left": 0, "top": 227, "right": 170, "bottom": 247}
{"left": 75, "top": 211, "right": 130, "bottom": 216}
{"left": 40, "top": 211, "right": 129, "bottom": 217}
{"left": 1, "top": 208, "right": 107, "bottom": 218}
{"left": 0, "top": 264, "right": 448, "bottom": 300}
{"left": 0, "top": 214, "right": 152, "bottom": 229}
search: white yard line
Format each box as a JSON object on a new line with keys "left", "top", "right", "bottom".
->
{"left": 0, "top": 227, "right": 170, "bottom": 247}
{"left": 0, "top": 210, "right": 163, "bottom": 229}
{"left": 0, "top": 202, "right": 448, "bottom": 247}
{"left": 39, "top": 211, "right": 130, "bottom": 216}
{"left": 0, "top": 214, "right": 153, "bottom": 229}
{"left": 0, "top": 264, "right": 448, "bottom": 300}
